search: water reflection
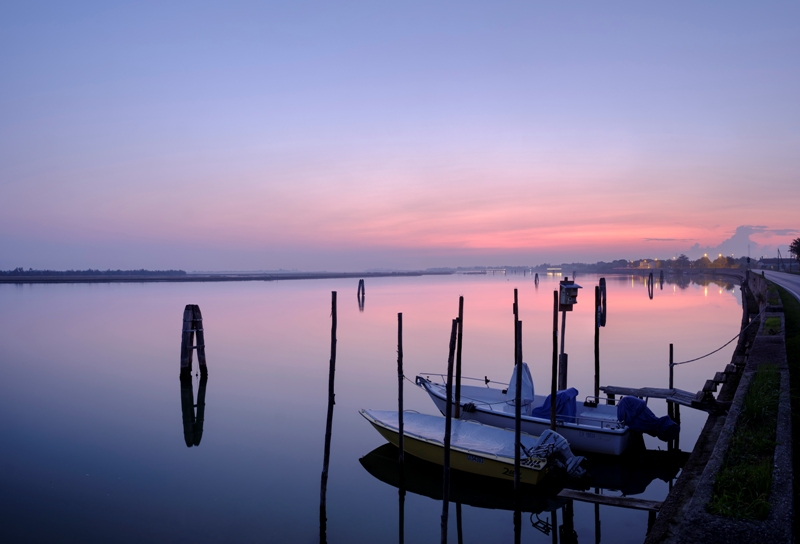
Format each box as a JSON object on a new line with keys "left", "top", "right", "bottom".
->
{"left": 180, "top": 374, "right": 208, "bottom": 447}
{"left": 0, "top": 274, "right": 743, "bottom": 543}
{"left": 570, "top": 449, "right": 689, "bottom": 496}
{"left": 360, "top": 443, "right": 563, "bottom": 513}
{"left": 361, "top": 442, "right": 689, "bottom": 542}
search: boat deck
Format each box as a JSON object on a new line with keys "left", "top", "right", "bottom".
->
{"left": 442, "top": 383, "right": 622, "bottom": 430}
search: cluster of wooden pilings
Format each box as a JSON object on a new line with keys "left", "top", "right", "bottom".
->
{"left": 308, "top": 277, "right": 617, "bottom": 542}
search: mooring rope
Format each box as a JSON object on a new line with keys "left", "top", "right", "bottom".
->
{"left": 407, "top": 374, "right": 511, "bottom": 407}
{"left": 672, "top": 308, "right": 764, "bottom": 366}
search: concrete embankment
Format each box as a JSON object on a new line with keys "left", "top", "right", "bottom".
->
{"left": 646, "top": 271, "right": 794, "bottom": 544}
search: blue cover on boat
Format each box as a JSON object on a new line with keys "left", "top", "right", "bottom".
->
{"left": 530, "top": 387, "right": 578, "bottom": 420}
{"left": 616, "top": 396, "right": 679, "bottom": 442}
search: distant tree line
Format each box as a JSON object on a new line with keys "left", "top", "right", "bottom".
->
{"left": 0, "top": 268, "right": 187, "bottom": 276}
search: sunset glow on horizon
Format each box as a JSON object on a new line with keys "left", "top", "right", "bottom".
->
{"left": 2, "top": 2, "right": 798, "bottom": 271}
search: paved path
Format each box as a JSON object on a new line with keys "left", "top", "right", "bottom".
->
{"left": 763, "top": 270, "right": 800, "bottom": 303}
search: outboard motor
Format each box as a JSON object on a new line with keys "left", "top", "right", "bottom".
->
{"left": 617, "top": 396, "right": 679, "bottom": 442}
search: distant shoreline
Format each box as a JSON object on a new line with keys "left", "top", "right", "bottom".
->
{"left": 0, "top": 270, "right": 455, "bottom": 284}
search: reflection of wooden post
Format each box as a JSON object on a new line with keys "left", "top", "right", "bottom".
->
{"left": 441, "top": 319, "right": 458, "bottom": 544}
{"left": 456, "top": 503, "right": 463, "bottom": 544}
{"left": 180, "top": 374, "right": 208, "bottom": 447}
{"left": 320, "top": 292, "right": 337, "bottom": 543}
{"left": 180, "top": 305, "right": 207, "bottom": 377}
{"left": 551, "top": 292, "right": 558, "bottom": 431}
{"left": 454, "top": 297, "right": 464, "bottom": 419}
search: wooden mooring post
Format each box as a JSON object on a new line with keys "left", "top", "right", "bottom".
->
{"left": 551, "top": 291, "right": 558, "bottom": 431}
{"left": 180, "top": 304, "right": 207, "bottom": 377}
{"left": 319, "top": 291, "right": 337, "bottom": 543}
{"left": 397, "top": 311, "right": 405, "bottom": 544}
{"left": 441, "top": 318, "right": 458, "bottom": 544}
{"left": 357, "top": 279, "right": 365, "bottom": 312}
{"left": 397, "top": 312, "right": 404, "bottom": 465}
{"left": 514, "top": 319, "right": 524, "bottom": 544}
{"left": 454, "top": 296, "right": 464, "bottom": 419}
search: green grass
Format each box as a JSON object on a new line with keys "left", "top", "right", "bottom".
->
{"left": 708, "top": 365, "right": 780, "bottom": 519}
{"left": 775, "top": 286, "right": 800, "bottom": 524}
{"left": 764, "top": 317, "right": 781, "bottom": 334}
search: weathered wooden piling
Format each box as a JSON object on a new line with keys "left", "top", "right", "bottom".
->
{"left": 357, "top": 279, "right": 365, "bottom": 312}
{"left": 551, "top": 291, "right": 559, "bottom": 431}
{"left": 558, "top": 292, "right": 568, "bottom": 390}
{"left": 594, "top": 285, "right": 601, "bottom": 400}
{"left": 599, "top": 277, "right": 607, "bottom": 326}
{"left": 397, "top": 314, "right": 405, "bottom": 544}
{"left": 513, "top": 320, "right": 523, "bottom": 492}
{"left": 557, "top": 279, "right": 571, "bottom": 390}
{"left": 441, "top": 318, "right": 458, "bottom": 544}
{"left": 180, "top": 304, "right": 207, "bottom": 377}
{"left": 397, "top": 312, "right": 404, "bottom": 465}
{"left": 320, "top": 291, "right": 337, "bottom": 542}
{"left": 454, "top": 296, "right": 464, "bottom": 418}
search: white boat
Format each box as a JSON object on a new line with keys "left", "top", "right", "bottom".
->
{"left": 416, "top": 364, "right": 631, "bottom": 456}
{"left": 360, "top": 409, "right": 585, "bottom": 484}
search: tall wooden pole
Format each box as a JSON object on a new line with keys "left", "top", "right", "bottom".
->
{"left": 558, "top": 309, "right": 568, "bottom": 390}
{"left": 397, "top": 313, "right": 405, "bottom": 544}
{"left": 454, "top": 297, "right": 464, "bottom": 418}
{"left": 551, "top": 291, "right": 559, "bottom": 431}
{"left": 193, "top": 305, "right": 207, "bottom": 375}
{"left": 514, "top": 321, "right": 523, "bottom": 490}
{"left": 668, "top": 342, "right": 675, "bottom": 452}
{"left": 320, "top": 291, "right": 337, "bottom": 543}
{"left": 397, "top": 313, "right": 404, "bottom": 464}
{"left": 441, "top": 319, "right": 458, "bottom": 544}
{"left": 594, "top": 285, "right": 600, "bottom": 400}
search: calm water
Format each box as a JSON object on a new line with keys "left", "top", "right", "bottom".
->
{"left": 0, "top": 273, "right": 742, "bottom": 543}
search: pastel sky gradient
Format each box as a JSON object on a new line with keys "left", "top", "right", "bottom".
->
{"left": 2, "top": 2, "right": 798, "bottom": 270}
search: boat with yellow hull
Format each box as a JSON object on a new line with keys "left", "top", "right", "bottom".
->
{"left": 360, "top": 409, "right": 584, "bottom": 485}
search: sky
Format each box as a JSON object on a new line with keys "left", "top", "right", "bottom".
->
{"left": 1, "top": 1, "right": 799, "bottom": 271}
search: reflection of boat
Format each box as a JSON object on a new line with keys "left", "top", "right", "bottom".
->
{"left": 360, "top": 443, "right": 566, "bottom": 513}
{"left": 360, "top": 409, "right": 585, "bottom": 485}
{"left": 416, "top": 368, "right": 630, "bottom": 455}
{"left": 573, "top": 448, "right": 690, "bottom": 496}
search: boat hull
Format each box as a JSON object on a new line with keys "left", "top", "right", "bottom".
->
{"left": 420, "top": 379, "right": 630, "bottom": 456}
{"left": 360, "top": 410, "right": 551, "bottom": 485}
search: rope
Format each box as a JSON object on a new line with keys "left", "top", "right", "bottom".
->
{"left": 408, "top": 375, "right": 510, "bottom": 408}
{"left": 672, "top": 308, "right": 764, "bottom": 366}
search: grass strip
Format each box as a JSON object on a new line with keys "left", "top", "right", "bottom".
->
{"left": 775, "top": 286, "right": 800, "bottom": 523}
{"left": 708, "top": 364, "right": 780, "bottom": 519}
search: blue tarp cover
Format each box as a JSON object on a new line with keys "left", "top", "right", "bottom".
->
{"left": 616, "top": 396, "right": 679, "bottom": 442}
{"left": 530, "top": 387, "right": 578, "bottom": 420}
